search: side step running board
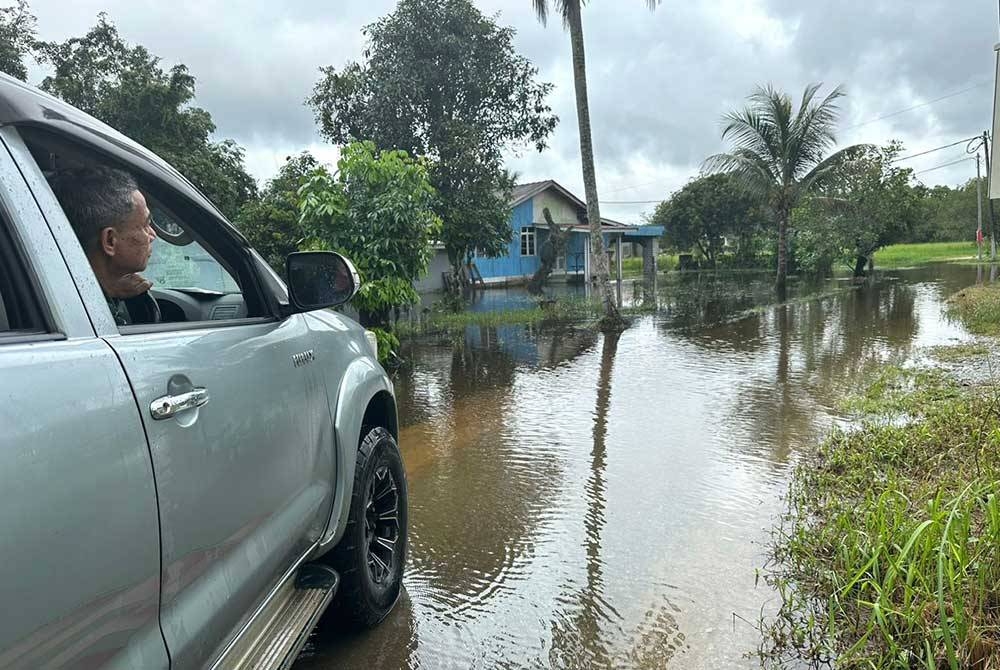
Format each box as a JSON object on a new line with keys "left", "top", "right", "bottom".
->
{"left": 216, "top": 564, "right": 339, "bottom": 670}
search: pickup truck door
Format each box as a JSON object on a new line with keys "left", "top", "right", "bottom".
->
{"left": 28, "top": 175, "right": 335, "bottom": 670}
{"left": 0, "top": 132, "right": 167, "bottom": 670}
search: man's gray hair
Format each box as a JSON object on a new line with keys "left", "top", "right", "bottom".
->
{"left": 47, "top": 167, "right": 139, "bottom": 253}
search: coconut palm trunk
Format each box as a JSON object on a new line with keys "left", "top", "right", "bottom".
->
{"left": 563, "top": 2, "right": 621, "bottom": 328}
{"left": 776, "top": 204, "right": 789, "bottom": 297}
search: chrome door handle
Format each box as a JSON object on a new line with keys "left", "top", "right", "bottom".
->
{"left": 150, "top": 388, "right": 210, "bottom": 420}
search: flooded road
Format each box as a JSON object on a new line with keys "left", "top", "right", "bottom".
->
{"left": 296, "top": 265, "right": 981, "bottom": 669}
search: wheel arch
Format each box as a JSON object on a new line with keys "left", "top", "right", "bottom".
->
{"left": 318, "top": 357, "right": 397, "bottom": 550}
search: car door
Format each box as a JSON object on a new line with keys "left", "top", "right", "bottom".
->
{"left": 16, "top": 137, "right": 338, "bottom": 670}
{"left": 0, "top": 133, "right": 167, "bottom": 670}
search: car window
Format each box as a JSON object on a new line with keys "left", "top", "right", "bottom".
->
{"left": 19, "top": 127, "right": 272, "bottom": 329}
{"left": 145, "top": 205, "right": 242, "bottom": 295}
{"left": 0, "top": 214, "right": 46, "bottom": 337}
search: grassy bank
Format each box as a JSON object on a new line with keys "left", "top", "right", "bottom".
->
{"left": 948, "top": 284, "right": 1000, "bottom": 336}
{"left": 763, "top": 364, "right": 1000, "bottom": 668}
{"left": 874, "top": 241, "right": 978, "bottom": 268}
{"left": 763, "top": 279, "right": 1000, "bottom": 668}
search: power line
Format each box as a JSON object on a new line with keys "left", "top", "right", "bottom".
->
{"left": 844, "top": 81, "right": 990, "bottom": 130}
{"left": 890, "top": 136, "right": 980, "bottom": 163}
{"left": 914, "top": 156, "right": 975, "bottom": 176}
{"left": 599, "top": 199, "right": 663, "bottom": 205}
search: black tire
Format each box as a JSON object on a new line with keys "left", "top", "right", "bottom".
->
{"left": 326, "top": 426, "right": 407, "bottom": 629}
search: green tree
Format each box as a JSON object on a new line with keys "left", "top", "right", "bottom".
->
{"left": 913, "top": 180, "right": 982, "bottom": 243}
{"left": 650, "top": 173, "right": 763, "bottom": 268}
{"left": 822, "top": 143, "right": 920, "bottom": 276}
{"left": 0, "top": 0, "right": 36, "bottom": 81}
{"left": 298, "top": 141, "right": 441, "bottom": 331}
{"left": 36, "top": 15, "right": 257, "bottom": 218}
{"left": 532, "top": 0, "right": 661, "bottom": 329}
{"left": 705, "top": 83, "right": 861, "bottom": 294}
{"left": 309, "top": 0, "right": 556, "bottom": 284}
{"left": 235, "top": 152, "right": 318, "bottom": 275}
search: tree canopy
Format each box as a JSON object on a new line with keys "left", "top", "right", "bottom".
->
{"left": 36, "top": 15, "right": 257, "bottom": 219}
{"left": 298, "top": 141, "right": 441, "bottom": 329}
{"left": 235, "top": 152, "right": 319, "bottom": 275}
{"left": 0, "top": 0, "right": 36, "bottom": 81}
{"left": 808, "top": 142, "right": 921, "bottom": 276}
{"left": 650, "top": 173, "right": 764, "bottom": 268}
{"left": 309, "top": 0, "right": 557, "bottom": 277}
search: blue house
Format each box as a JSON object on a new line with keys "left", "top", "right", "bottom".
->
{"left": 415, "top": 180, "right": 664, "bottom": 292}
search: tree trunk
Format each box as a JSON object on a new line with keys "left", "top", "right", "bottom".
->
{"left": 566, "top": 2, "right": 623, "bottom": 331}
{"left": 528, "top": 207, "right": 568, "bottom": 295}
{"left": 852, "top": 254, "right": 867, "bottom": 278}
{"left": 776, "top": 207, "right": 788, "bottom": 299}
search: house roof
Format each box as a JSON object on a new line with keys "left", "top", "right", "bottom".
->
{"left": 510, "top": 179, "right": 628, "bottom": 228}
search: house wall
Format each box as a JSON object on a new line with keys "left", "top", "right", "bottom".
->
{"left": 532, "top": 190, "right": 579, "bottom": 226}
{"left": 474, "top": 199, "right": 540, "bottom": 281}
{"left": 414, "top": 247, "right": 451, "bottom": 292}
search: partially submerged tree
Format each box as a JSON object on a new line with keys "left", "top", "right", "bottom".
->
{"left": 0, "top": 0, "right": 36, "bottom": 81}
{"left": 298, "top": 142, "right": 441, "bottom": 334}
{"left": 531, "top": 0, "right": 662, "bottom": 330}
{"left": 801, "top": 142, "right": 920, "bottom": 278}
{"left": 705, "top": 83, "right": 859, "bottom": 295}
{"left": 309, "top": 0, "right": 556, "bottom": 286}
{"left": 650, "top": 173, "right": 763, "bottom": 268}
{"left": 37, "top": 15, "right": 257, "bottom": 218}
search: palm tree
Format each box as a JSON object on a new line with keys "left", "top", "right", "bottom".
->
{"left": 705, "top": 83, "right": 857, "bottom": 296}
{"left": 532, "top": 0, "right": 661, "bottom": 330}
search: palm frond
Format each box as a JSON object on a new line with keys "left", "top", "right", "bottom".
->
{"left": 703, "top": 150, "right": 775, "bottom": 201}
{"left": 721, "top": 106, "right": 778, "bottom": 168}
{"left": 531, "top": 0, "right": 550, "bottom": 24}
{"left": 787, "top": 84, "right": 846, "bottom": 178}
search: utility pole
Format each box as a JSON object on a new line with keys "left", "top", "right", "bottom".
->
{"left": 978, "top": 154, "right": 984, "bottom": 262}
{"left": 983, "top": 131, "right": 998, "bottom": 261}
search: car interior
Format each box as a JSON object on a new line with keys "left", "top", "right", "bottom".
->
{"left": 0, "top": 213, "right": 45, "bottom": 336}
{"left": 18, "top": 126, "right": 266, "bottom": 326}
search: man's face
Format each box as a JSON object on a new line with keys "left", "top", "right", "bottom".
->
{"left": 106, "top": 190, "right": 156, "bottom": 273}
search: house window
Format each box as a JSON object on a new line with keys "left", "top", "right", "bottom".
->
{"left": 520, "top": 227, "right": 536, "bottom": 256}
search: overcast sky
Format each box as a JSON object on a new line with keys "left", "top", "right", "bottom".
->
{"left": 22, "top": 0, "right": 1000, "bottom": 223}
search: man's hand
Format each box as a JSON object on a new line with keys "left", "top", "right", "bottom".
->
{"left": 105, "top": 273, "right": 153, "bottom": 299}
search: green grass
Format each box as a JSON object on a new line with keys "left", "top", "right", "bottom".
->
{"left": 621, "top": 253, "right": 678, "bottom": 275}
{"left": 873, "top": 241, "right": 979, "bottom": 268}
{"left": 762, "top": 369, "right": 1000, "bottom": 669}
{"left": 948, "top": 284, "right": 1000, "bottom": 336}
{"left": 396, "top": 298, "right": 603, "bottom": 337}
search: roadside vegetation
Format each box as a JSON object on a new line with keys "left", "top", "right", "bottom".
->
{"left": 874, "top": 241, "right": 979, "bottom": 268}
{"left": 948, "top": 284, "right": 1000, "bottom": 336}
{"left": 762, "top": 295, "right": 1000, "bottom": 668}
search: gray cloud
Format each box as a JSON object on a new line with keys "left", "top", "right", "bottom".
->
{"left": 22, "top": 0, "right": 999, "bottom": 220}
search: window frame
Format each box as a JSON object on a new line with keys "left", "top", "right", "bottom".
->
{"left": 15, "top": 125, "right": 282, "bottom": 336}
{"left": 0, "top": 212, "right": 56, "bottom": 344}
{"left": 520, "top": 226, "right": 536, "bottom": 257}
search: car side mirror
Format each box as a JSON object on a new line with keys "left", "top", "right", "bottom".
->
{"left": 286, "top": 251, "right": 360, "bottom": 313}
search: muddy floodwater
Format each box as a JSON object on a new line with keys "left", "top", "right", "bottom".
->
{"left": 295, "top": 264, "right": 982, "bottom": 669}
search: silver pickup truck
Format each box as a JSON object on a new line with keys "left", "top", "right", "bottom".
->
{"left": 0, "top": 74, "right": 407, "bottom": 670}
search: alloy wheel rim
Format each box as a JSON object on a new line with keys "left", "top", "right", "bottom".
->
{"left": 364, "top": 464, "right": 400, "bottom": 586}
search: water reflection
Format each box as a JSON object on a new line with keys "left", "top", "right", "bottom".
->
{"left": 297, "top": 264, "right": 978, "bottom": 669}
